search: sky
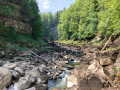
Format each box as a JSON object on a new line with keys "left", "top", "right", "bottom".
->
{"left": 37, "top": 0, "right": 76, "bottom": 13}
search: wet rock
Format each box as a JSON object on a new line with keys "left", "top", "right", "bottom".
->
{"left": 0, "top": 68, "right": 12, "bottom": 89}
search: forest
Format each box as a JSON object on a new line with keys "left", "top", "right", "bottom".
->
{"left": 41, "top": 11, "right": 62, "bottom": 41}
{"left": 58, "top": 0, "right": 120, "bottom": 41}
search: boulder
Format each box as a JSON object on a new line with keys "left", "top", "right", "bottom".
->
{"left": 67, "top": 69, "right": 79, "bottom": 88}
{"left": 67, "top": 60, "right": 108, "bottom": 90}
{"left": 25, "top": 84, "right": 47, "bottom": 90}
{"left": 0, "top": 51, "right": 5, "bottom": 58}
{"left": 66, "top": 65, "right": 74, "bottom": 69}
{"left": 3, "top": 62, "right": 17, "bottom": 69}
{"left": 79, "top": 75, "right": 103, "bottom": 90}
{"left": 25, "top": 67, "right": 47, "bottom": 84}
{"left": 14, "top": 67, "right": 24, "bottom": 75}
{"left": 14, "top": 75, "right": 34, "bottom": 90}
{"left": 11, "top": 70, "right": 21, "bottom": 79}
{"left": 0, "top": 68, "right": 12, "bottom": 89}
{"left": 98, "top": 51, "right": 113, "bottom": 66}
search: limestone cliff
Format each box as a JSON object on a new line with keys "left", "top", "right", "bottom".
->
{"left": 0, "top": 2, "right": 32, "bottom": 34}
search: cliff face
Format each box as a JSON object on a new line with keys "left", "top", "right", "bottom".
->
{"left": 0, "top": 2, "right": 32, "bottom": 34}
{"left": 49, "top": 26, "right": 59, "bottom": 40}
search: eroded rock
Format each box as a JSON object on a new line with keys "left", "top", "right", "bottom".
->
{"left": 0, "top": 68, "right": 12, "bottom": 89}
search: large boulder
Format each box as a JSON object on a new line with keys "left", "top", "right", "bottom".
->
{"left": 14, "top": 75, "right": 35, "bottom": 90}
{"left": 25, "top": 67, "right": 48, "bottom": 84}
{"left": 67, "top": 60, "right": 108, "bottom": 90}
{"left": 3, "top": 62, "right": 17, "bottom": 69}
{"left": 0, "top": 67, "right": 12, "bottom": 89}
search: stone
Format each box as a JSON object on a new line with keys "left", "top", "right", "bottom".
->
{"left": 66, "top": 65, "right": 74, "bottom": 69}
{"left": 98, "top": 51, "right": 113, "bottom": 66}
{"left": 25, "top": 84, "right": 47, "bottom": 90}
{"left": 14, "top": 76, "right": 33, "bottom": 90}
{"left": 3, "top": 62, "right": 17, "bottom": 69}
{"left": 79, "top": 75, "right": 103, "bottom": 90}
{"left": 102, "top": 87, "right": 118, "bottom": 90}
{"left": 11, "top": 70, "right": 21, "bottom": 78}
{"left": 14, "top": 67, "right": 24, "bottom": 75}
{"left": 35, "top": 84, "right": 48, "bottom": 90}
{"left": 0, "top": 51, "right": 5, "bottom": 58}
{"left": 0, "top": 68, "right": 12, "bottom": 89}
{"left": 69, "top": 85, "right": 79, "bottom": 90}
{"left": 1, "top": 87, "right": 7, "bottom": 90}
{"left": 25, "top": 67, "right": 47, "bottom": 84}
{"left": 67, "top": 70, "right": 78, "bottom": 88}
{"left": 25, "top": 87, "right": 36, "bottom": 90}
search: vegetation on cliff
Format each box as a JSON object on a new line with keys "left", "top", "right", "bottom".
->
{"left": 0, "top": 0, "right": 44, "bottom": 50}
{"left": 58, "top": 0, "right": 120, "bottom": 41}
{"left": 41, "top": 11, "right": 62, "bottom": 41}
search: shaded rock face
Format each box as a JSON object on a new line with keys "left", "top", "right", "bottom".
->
{"left": 0, "top": 2, "right": 32, "bottom": 34}
{"left": 0, "top": 68, "right": 12, "bottom": 90}
{"left": 79, "top": 75, "right": 103, "bottom": 90}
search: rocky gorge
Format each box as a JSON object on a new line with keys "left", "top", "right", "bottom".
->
{"left": 0, "top": 39, "right": 120, "bottom": 90}
{"left": 0, "top": 38, "right": 120, "bottom": 90}
{"left": 0, "top": 43, "right": 83, "bottom": 90}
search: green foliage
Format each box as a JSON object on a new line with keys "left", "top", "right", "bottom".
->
{"left": 41, "top": 11, "right": 62, "bottom": 41}
{"left": 0, "top": 0, "right": 44, "bottom": 46}
{"left": 32, "top": 15, "right": 44, "bottom": 40}
{"left": 69, "top": 63, "right": 80, "bottom": 67}
{"left": 58, "top": 0, "right": 120, "bottom": 41}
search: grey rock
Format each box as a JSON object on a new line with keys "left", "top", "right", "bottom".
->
{"left": 0, "top": 68, "right": 12, "bottom": 89}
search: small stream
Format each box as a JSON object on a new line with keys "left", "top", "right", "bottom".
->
{"left": 7, "top": 59, "right": 80, "bottom": 90}
{"left": 48, "top": 59, "right": 81, "bottom": 90}
{"left": 48, "top": 68, "right": 69, "bottom": 90}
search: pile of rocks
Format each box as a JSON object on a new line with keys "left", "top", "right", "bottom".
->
{"left": 0, "top": 61, "right": 48, "bottom": 90}
{"left": 67, "top": 46, "right": 120, "bottom": 90}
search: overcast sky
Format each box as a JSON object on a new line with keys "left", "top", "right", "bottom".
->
{"left": 37, "top": 0, "right": 76, "bottom": 13}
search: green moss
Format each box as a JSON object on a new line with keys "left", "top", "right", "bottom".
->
{"left": 55, "top": 40, "right": 87, "bottom": 46}
{"left": 69, "top": 63, "right": 80, "bottom": 67}
{"left": 106, "top": 46, "right": 120, "bottom": 51}
{"left": 93, "top": 40, "right": 103, "bottom": 46}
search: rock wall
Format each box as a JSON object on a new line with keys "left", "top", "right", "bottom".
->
{"left": 49, "top": 26, "right": 59, "bottom": 40}
{"left": 0, "top": 2, "right": 32, "bottom": 34}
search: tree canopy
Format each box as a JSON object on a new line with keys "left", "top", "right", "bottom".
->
{"left": 58, "top": 0, "right": 120, "bottom": 41}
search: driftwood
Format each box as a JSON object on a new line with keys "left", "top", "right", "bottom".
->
{"left": 29, "top": 51, "right": 51, "bottom": 64}
{"left": 101, "top": 34, "right": 114, "bottom": 51}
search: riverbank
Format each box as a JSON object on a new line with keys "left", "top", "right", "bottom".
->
{"left": 56, "top": 38, "right": 120, "bottom": 90}
{"left": 0, "top": 42, "right": 83, "bottom": 90}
